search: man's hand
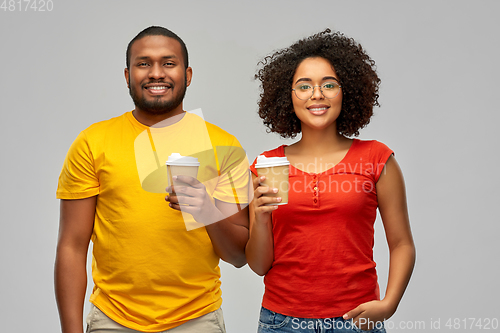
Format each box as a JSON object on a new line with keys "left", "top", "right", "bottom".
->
{"left": 165, "top": 175, "right": 249, "bottom": 267}
{"left": 165, "top": 175, "right": 223, "bottom": 225}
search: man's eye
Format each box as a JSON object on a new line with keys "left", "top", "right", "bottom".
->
{"left": 138, "top": 62, "right": 149, "bottom": 67}
{"left": 164, "top": 62, "right": 175, "bottom": 66}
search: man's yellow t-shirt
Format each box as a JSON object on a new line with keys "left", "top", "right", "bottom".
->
{"left": 57, "top": 111, "right": 249, "bottom": 332}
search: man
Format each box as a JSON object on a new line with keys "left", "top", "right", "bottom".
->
{"left": 55, "top": 26, "right": 249, "bottom": 333}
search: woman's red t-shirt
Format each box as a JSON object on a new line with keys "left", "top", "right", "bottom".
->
{"left": 250, "top": 139, "right": 394, "bottom": 318}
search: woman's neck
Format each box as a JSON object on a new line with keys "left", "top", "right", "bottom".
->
{"left": 291, "top": 124, "right": 350, "bottom": 156}
{"left": 285, "top": 125, "right": 353, "bottom": 173}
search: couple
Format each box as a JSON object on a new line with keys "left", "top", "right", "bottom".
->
{"left": 55, "top": 26, "right": 415, "bottom": 333}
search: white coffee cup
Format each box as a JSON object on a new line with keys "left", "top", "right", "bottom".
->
{"left": 166, "top": 153, "right": 200, "bottom": 195}
{"left": 255, "top": 155, "right": 290, "bottom": 205}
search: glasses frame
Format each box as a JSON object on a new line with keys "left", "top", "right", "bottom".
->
{"left": 292, "top": 81, "right": 342, "bottom": 100}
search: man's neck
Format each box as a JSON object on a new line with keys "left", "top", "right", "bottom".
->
{"left": 132, "top": 108, "right": 185, "bottom": 127}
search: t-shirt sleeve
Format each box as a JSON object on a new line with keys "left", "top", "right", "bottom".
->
{"left": 370, "top": 140, "right": 395, "bottom": 182}
{"left": 56, "top": 131, "right": 100, "bottom": 199}
{"left": 250, "top": 156, "right": 259, "bottom": 177}
{"left": 250, "top": 146, "right": 283, "bottom": 176}
{"left": 212, "top": 137, "right": 250, "bottom": 205}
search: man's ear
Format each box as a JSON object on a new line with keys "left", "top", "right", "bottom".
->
{"left": 124, "top": 68, "right": 130, "bottom": 88}
{"left": 185, "top": 67, "right": 193, "bottom": 87}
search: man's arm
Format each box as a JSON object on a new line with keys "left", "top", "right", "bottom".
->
{"left": 54, "top": 196, "right": 96, "bottom": 333}
{"left": 205, "top": 200, "right": 249, "bottom": 268}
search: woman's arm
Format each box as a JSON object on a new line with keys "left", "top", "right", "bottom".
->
{"left": 377, "top": 156, "right": 416, "bottom": 310}
{"left": 344, "top": 155, "right": 416, "bottom": 330}
{"left": 245, "top": 174, "right": 280, "bottom": 276}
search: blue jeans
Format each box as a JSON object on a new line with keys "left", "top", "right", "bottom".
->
{"left": 257, "top": 307, "right": 386, "bottom": 333}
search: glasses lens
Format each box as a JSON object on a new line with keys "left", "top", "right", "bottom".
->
{"left": 293, "top": 82, "right": 341, "bottom": 100}
{"left": 321, "top": 82, "right": 341, "bottom": 99}
{"left": 293, "top": 83, "right": 313, "bottom": 100}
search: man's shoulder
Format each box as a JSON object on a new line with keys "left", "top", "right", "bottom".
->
{"left": 204, "top": 121, "right": 235, "bottom": 140}
{"left": 185, "top": 113, "right": 238, "bottom": 146}
{"left": 81, "top": 112, "right": 131, "bottom": 137}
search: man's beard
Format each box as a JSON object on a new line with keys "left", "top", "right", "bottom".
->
{"left": 129, "top": 78, "right": 187, "bottom": 115}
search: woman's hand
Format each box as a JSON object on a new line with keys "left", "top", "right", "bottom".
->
{"left": 245, "top": 174, "right": 278, "bottom": 276}
{"left": 252, "top": 175, "right": 281, "bottom": 223}
{"left": 343, "top": 300, "right": 395, "bottom": 331}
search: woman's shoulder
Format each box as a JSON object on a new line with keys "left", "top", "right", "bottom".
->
{"left": 352, "top": 139, "right": 394, "bottom": 167}
{"left": 353, "top": 138, "right": 392, "bottom": 153}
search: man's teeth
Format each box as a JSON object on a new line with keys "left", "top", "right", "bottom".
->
{"left": 148, "top": 86, "right": 167, "bottom": 90}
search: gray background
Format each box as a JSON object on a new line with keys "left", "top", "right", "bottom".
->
{"left": 1, "top": 0, "right": 499, "bottom": 332}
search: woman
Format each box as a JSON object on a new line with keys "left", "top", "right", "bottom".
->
{"left": 246, "top": 29, "right": 415, "bottom": 333}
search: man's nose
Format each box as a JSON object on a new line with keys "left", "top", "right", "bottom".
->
{"left": 148, "top": 63, "right": 165, "bottom": 79}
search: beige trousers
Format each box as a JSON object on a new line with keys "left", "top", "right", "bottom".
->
{"left": 86, "top": 304, "right": 226, "bottom": 333}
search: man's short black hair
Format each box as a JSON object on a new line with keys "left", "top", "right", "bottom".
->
{"left": 126, "top": 26, "right": 189, "bottom": 69}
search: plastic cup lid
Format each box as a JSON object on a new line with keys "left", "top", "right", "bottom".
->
{"left": 165, "top": 153, "right": 200, "bottom": 166}
{"left": 255, "top": 155, "right": 290, "bottom": 168}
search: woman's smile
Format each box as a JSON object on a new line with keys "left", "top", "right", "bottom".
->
{"left": 306, "top": 103, "right": 330, "bottom": 115}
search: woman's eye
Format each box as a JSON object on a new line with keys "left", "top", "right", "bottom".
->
{"left": 298, "top": 84, "right": 312, "bottom": 90}
{"left": 323, "top": 83, "right": 336, "bottom": 89}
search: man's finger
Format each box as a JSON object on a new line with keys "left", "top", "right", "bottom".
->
{"left": 173, "top": 175, "right": 201, "bottom": 186}
{"left": 170, "top": 185, "right": 199, "bottom": 198}
{"left": 168, "top": 202, "right": 181, "bottom": 211}
{"left": 166, "top": 193, "right": 179, "bottom": 204}
{"left": 167, "top": 194, "right": 193, "bottom": 207}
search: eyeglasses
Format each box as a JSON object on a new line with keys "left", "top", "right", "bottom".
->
{"left": 292, "top": 81, "right": 342, "bottom": 100}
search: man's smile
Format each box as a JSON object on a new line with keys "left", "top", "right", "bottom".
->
{"left": 144, "top": 83, "right": 172, "bottom": 95}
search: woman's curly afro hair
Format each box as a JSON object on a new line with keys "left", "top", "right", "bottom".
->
{"left": 255, "top": 29, "right": 380, "bottom": 138}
